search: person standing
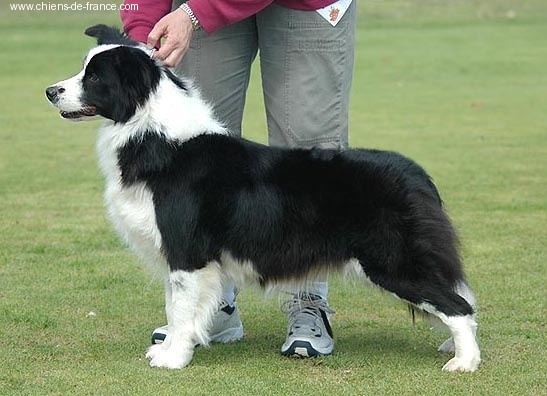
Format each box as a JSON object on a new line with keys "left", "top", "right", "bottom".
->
{"left": 121, "top": 0, "right": 356, "bottom": 358}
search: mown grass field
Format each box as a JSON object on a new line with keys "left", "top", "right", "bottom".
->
{"left": 1, "top": 1, "right": 546, "bottom": 395}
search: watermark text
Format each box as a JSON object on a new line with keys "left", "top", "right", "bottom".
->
{"left": 9, "top": 2, "right": 138, "bottom": 12}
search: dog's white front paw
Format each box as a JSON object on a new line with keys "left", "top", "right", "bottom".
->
{"left": 442, "top": 355, "right": 481, "bottom": 372}
{"left": 146, "top": 344, "right": 165, "bottom": 361}
{"left": 438, "top": 337, "right": 455, "bottom": 354}
{"left": 146, "top": 344, "right": 194, "bottom": 369}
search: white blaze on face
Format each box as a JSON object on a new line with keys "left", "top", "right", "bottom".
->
{"left": 51, "top": 69, "right": 86, "bottom": 113}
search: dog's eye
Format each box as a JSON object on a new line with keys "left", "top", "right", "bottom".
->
{"left": 88, "top": 73, "right": 99, "bottom": 83}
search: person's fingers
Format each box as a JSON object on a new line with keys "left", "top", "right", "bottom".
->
{"left": 147, "top": 21, "right": 165, "bottom": 49}
{"left": 153, "top": 32, "right": 190, "bottom": 66}
{"left": 163, "top": 48, "right": 185, "bottom": 67}
{"left": 147, "top": 9, "right": 193, "bottom": 66}
{"left": 154, "top": 39, "right": 174, "bottom": 60}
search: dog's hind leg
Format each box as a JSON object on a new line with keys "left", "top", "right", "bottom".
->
{"left": 366, "top": 274, "right": 481, "bottom": 372}
{"left": 146, "top": 261, "right": 224, "bottom": 369}
{"left": 437, "top": 281, "right": 477, "bottom": 355}
{"left": 417, "top": 294, "right": 480, "bottom": 372}
{"left": 357, "top": 258, "right": 480, "bottom": 371}
{"left": 356, "top": 191, "right": 480, "bottom": 371}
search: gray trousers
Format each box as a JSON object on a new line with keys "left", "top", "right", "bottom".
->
{"left": 174, "top": 1, "right": 356, "bottom": 150}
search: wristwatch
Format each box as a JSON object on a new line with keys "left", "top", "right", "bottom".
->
{"left": 179, "top": 3, "right": 201, "bottom": 31}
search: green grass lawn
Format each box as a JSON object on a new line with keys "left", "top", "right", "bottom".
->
{"left": 1, "top": 1, "right": 546, "bottom": 395}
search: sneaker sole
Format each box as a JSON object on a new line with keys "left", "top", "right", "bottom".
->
{"left": 281, "top": 340, "right": 332, "bottom": 358}
{"left": 151, "top": 325, "right": 244, "bottom": 346}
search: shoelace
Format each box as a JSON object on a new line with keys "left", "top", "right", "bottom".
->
{"left": 281, "top": 294, "right": 335, "bottom": 333}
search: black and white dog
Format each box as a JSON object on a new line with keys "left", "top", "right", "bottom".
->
{"left": 46, "top": 25, "right": 480, "bottom": 372}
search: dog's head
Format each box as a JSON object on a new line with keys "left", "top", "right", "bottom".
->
{"left": 46, "top": 25, "right": 161, "bottom": 123}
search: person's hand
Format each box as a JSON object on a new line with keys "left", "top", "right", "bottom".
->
{"left": 147, "top": 8, "right": 194, "bottom": 67}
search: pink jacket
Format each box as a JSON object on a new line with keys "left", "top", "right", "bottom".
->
{"left": 121, "top": 0, "right": 338, "bottom": 42}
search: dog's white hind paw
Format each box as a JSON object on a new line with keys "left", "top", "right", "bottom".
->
{"left": 438, "top": 337, "right": 455, "bottom": 354}
{"left": 442, "top": 356, "right": 481, "bottom": 372}
{"left": 146, "top": 344, "right": 194, "bottom": 369}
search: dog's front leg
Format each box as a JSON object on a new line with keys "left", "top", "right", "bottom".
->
{"left": 146, "top": 262, "right": 224, "bottom": 369}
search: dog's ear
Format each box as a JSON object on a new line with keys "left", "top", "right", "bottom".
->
{"left": 84, "top": 24, "right": 138, "bottom": 46}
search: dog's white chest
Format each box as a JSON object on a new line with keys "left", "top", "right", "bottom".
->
{"left": 97, "top": 129, "right": 165, "bottom": 266}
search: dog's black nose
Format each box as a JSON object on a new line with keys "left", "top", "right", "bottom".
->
{"left": 46, "top": 86, "right": 64, "bottom": 102}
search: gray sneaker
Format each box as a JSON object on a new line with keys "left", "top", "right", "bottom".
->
{"left": 151, "top": 300, "right": 244, "bottom": 345}
{"left": 280, "top": 293, "right": 335, "bottom": 357}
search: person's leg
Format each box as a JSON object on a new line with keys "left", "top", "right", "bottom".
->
{"left": 173, "top": 1, "right": 259, "bottom": 136}
{"left": 257, "top": 1, "right": 355, "bottom": 149}
{"left": 175, "top": 8, "right": 258, "bottom": 306}
{"left": 152, "top": 3, "right": 259, "bottom": 345}
{"left": 257, "top": 1, "right": 356, "bottom": 357}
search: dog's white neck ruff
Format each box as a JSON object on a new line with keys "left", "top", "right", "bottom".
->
{"left": 130, "top": 73, "right": 227, "bottom": 141}
{"left": 93, "top": 44, "right": 227, "bottom": 150}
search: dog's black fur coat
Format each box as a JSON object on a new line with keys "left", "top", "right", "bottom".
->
{"left": 118, "top": 129, "right": 472, "bottom": 316}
